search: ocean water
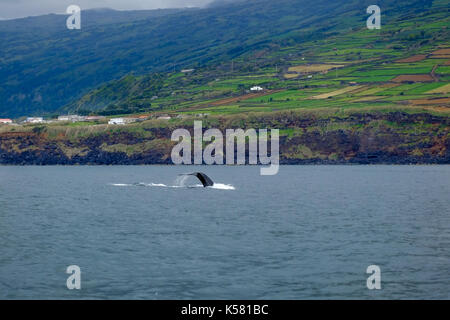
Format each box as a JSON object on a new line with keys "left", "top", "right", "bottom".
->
{"left": 0, "top": 165, "right": 449, "bottom": 300}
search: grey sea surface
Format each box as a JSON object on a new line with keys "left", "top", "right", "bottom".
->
{"left": 0, "top": 165, "right": 449, "bottom": 299}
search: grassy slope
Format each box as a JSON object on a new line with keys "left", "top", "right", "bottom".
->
{"left": 0, "top": 0, "right": 449, "bottom": 164}
{"left": 1, "top": 107, "right": 448, "bottom": 164}
{"left": 0, "top": 0, "right": 439, "bottom": 117}
{"left": 66, "top": 0, "right": 449, "bottom": 118}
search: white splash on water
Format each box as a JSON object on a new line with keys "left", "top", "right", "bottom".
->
{"left": 210, "top": 183, "right": 235, "bottom": 190}
{"left": 174, "top": 175, "right": 190, "bottom": 187}
{"left": 136, "top": 182, "right": 175, "bottom": 188}
{"left": 146, "top": 183, "right": 168, "bottom": 187}
{"left": 110, "top": 180, "right": 235, "bottom": 190}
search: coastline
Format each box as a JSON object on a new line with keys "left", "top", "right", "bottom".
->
{"left": 1, "top": 110, "right": 449, "bottom": 165}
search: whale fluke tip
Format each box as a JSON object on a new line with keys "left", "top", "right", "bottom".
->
{"left": 179, "top": 172, "right": 214, "bottom": 187}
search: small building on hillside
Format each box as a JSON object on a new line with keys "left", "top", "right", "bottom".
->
{"left": 250, "top": 86, "right": 264, "bottom": 92}
{"left": 58, "top": 115, "right": 71, "bottom": 121}
{"left": 181, "top": 69, "right": 195, "bottom": 73}
{"left": 58, "top": 115, "right": 86, "bottom": 122}
{"left": 136, "top": 115, "right": 149, "bottom": 121}
{"left": 0, "top": 119, "right": 13, "bottom": 124}
{"left": 108, "top": 117, "right": 138, "bottom": 125}
{"left": 157, "top": 115, "right": 171, "bottom": 120}
{"left": 26, "top": 117, "right": 44, "bottom": 124}
{"left": 85, "top": 116, "right": 106, "bottom": 121}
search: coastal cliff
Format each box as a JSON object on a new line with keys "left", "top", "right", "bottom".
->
{"left": 1, "top": 111, "right": 449, "bottom": 165}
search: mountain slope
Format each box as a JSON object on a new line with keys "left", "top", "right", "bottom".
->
{"left": 65, "top": 0, "right": 448, "bottom": 116}
{"left": 0, "top": 0, "right": 448, "bottom": 166}
{"left": 0, "top": 0, "right": 435, "bottom": 117}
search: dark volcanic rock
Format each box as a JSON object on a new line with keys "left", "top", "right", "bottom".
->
{"left": 1, "top": 112, "right": 449, "bottom": 165}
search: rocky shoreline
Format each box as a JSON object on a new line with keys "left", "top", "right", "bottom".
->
{"left": 1, "top": 111, "right": 449, "bottom": 165}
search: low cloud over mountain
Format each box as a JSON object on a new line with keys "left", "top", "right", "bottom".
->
{"left": 0, "top": 0, "right": 214, "bottom": 19}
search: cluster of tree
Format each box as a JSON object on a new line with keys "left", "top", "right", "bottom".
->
{"left": 68, "top": 73, "right": 165, "bottom": 113}
{"left": 97, "top": 101, "right": 155, "bottom": 116}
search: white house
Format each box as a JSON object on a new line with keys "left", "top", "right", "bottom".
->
{"left": 0, "top": 119, "right": 13, "bottom": 124}
{"left": 58, "top": 115, "right": 86, "bottom": 122}
{"left": 58, "top": 115, "right": 71, "bottom": 121}
{"left": 250, "top": 86, "right": 264, "bottom": 92}
{"left": 26, "top": 117, "right": 44, "bottom": 123}
{"left": 157, "top": 115, "right": 171, "bottom": 120}
{"left": 108, "top": 117, "right": 138, "bottom": 125}
{"left": 85, "top": 116, "right": 106, "bottom": 121}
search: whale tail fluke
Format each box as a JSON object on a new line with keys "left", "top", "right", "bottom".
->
{"left": 179, "top": 172, "right": 214, "bottom": 187}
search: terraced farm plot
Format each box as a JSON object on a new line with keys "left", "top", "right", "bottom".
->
{"left": 396, "top": 55, "right": 427, "bottom": 63}
{"left": 284, "top": 73, "right": 301, "bottom": 79}
{"left": 392, "top": 75, "right": 434, "bottom": 83}
{"left": 430, "top": 55, "right": 450, "bottom": 59}
{"left": 392, "top": 59, "right": 439, "bottom": 69}
{"left": 353, "top": 75, "right": 396, "bottom": 82}
{"left": 311, "top": 85, "right": 364, "bottom": 99}
{"left": 209, "top": 91, "right": 280, "bottom": 106}
{"left": 353, "top": 66, "right": 433, "bottom": 77}
{"left": 347, "top": 66, "right": 435, "bottom": 83}
{"left": 426, "top": 83, "right": 450, "bottom": 94}
{"left": 430, "top": 49, "right": 450, "bottom": 60}
{"left": 436, "top": 66, "right": 450, "bottom": 75}
{"left": 410, "top": 97, "right": 450, "bottom": 105}
{"left": 380, "top": 83, "right": 446, "bottom": 95}
{"left": 353, "top": 96, "right": 387, "bottom": 102}
{"left": 353, "top": 84, "right": 400, "bottom": 96}
{"left": 182, "top": 90, "right": 284, "bottom": 111}
{"left": 243, "top": 90, "right": 308, "bottom": 102}
{"left": 405, "top": 83, "right": 449, "bottom": 94}
{"left": 432, "top": 48, "right": 450, "bottom": 55}
{"left": 287, "top": 64, "right": 344, "bottom": 73}
{"left": 317, "top": 48, "right": 387, "bottom": 58}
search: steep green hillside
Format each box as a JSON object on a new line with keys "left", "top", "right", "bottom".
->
{"left": 0, "top": 0, "right": 436, "bottom": 117}
{"left": 66, "top": 0, "right": 449, "bottom": 117}
{"left": 1, "top": 108, "right": 449, "bottom": 165}
{"left": 1, "top": 0, "right": 449, "bottom": 165}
